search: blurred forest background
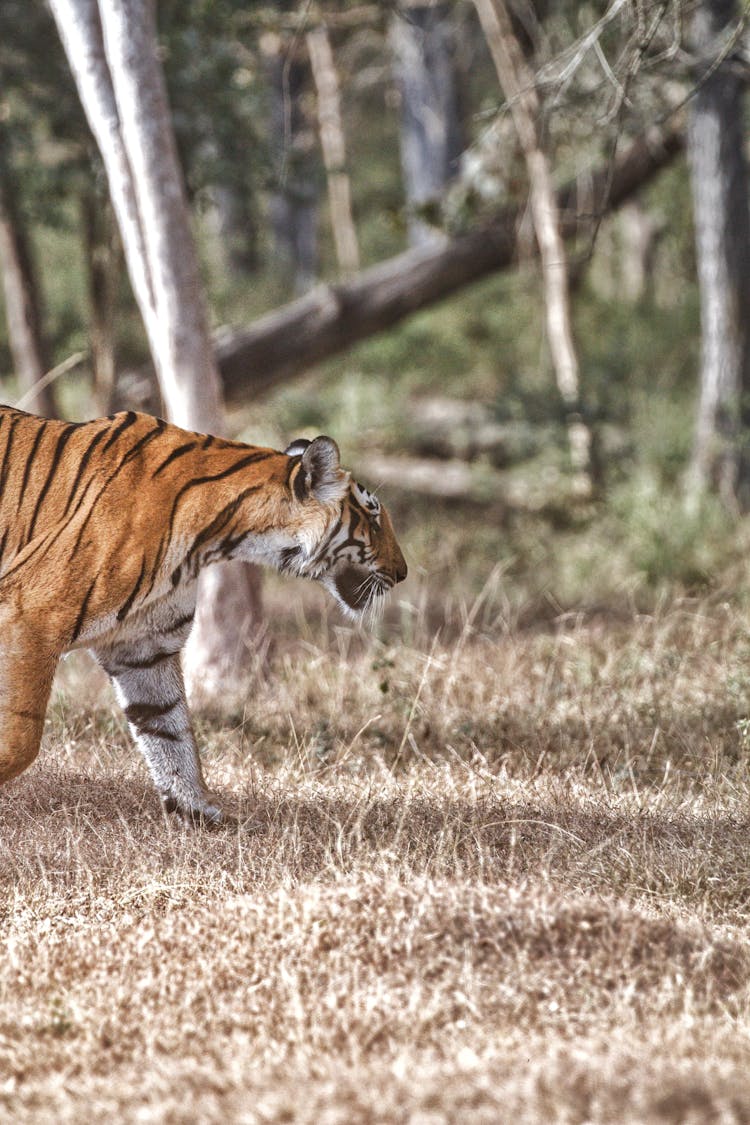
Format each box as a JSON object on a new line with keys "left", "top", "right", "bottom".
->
{"left": 1, "top": 0, "right": 748, "bottom": 636}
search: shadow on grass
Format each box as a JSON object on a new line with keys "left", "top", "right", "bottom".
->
{"left": 2, "top": 765, "right": 750, "bottom": 917}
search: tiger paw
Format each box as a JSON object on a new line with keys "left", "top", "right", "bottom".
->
{"left": 160, "top": 794, "right": 229, "bottom": 829}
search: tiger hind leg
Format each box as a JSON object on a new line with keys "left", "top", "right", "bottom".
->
{"left": 0, "top": 627, "right": 57, "bottom": 785}
{"left": 95, "top": 646, "right": 224, "bottom": 827}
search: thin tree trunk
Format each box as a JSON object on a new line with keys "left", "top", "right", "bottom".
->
{"left": 50, "top": 0, "right": 160, "bottom": 356}
{"left": 80, "top": 189, "right": 118, "bottom": 414}
{"left": 473, "top": 0, "right": 593, "bottom": 492}
{"left": 389, "top": 2, "right": 463, "bottom": 248}
{"left": 307, "top": 24, "right": 360, "bottom": 276}
{"left": 50, "top": 0, "right": 262, "bottom": 704}
{"left": 265, "top": 34, "right": 320, "bottom": 295}
{"left": 97, "top": 0, "right": 223, "bottom": 431}
{"left": 619, "top": 203, "right": 661, "bottom": 303}
{"left": 687, "top": 0, "right": 750, "bottom": 509}
{"left": 212, "top": 181, "right": 259, "bottom": 278}
{"left": 0, "top": 160, "right": 56, "bottom": 417}
{"left": 215, "top": 125, "right": 683, "bottom": 401}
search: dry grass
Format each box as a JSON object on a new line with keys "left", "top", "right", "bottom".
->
{"left": 3, "top": 584, "right": 750, "bottom": 1123}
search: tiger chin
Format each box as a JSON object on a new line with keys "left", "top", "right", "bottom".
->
{"left": 0, "top": 406, "right": 407, "bottom": 828}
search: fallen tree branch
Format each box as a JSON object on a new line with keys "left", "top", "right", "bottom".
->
{"left": 216, "top": 125, "right": 684, "bottom": 402}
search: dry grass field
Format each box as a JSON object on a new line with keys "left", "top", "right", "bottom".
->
{"left": 3, "top": 575, "right": 750, "bottom": 1123}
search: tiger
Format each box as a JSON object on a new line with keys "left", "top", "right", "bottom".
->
{"left": 0, "top": 405, "right": 407, "bottom": 826}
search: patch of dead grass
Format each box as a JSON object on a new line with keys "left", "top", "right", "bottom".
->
{"left": 3, "top": 595, "right": 750, "bottom": 1121}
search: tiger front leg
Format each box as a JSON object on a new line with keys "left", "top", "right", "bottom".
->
{"left": 0, "top": 622, "right": 57, "bottom": 786}
{"left": 96, "top": 647, "right": 224, "bottom": 827}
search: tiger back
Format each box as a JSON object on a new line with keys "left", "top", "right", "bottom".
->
{"left": 0, "top": 405, "right": 407, "bottom": 825}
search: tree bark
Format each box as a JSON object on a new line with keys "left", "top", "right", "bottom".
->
{"left": 96, "top": 0, "right": 223, "bottom": 432}
{"left": 264, "top": 33, "right": 320, "bottom": 295}
{"left": 619, "top": 203, "right": 661, "bottom": 303}
{"left": 49, "top": 0, "right": 160, "bottom": 359}
{"left": 0, "top": 155, "right": 56, "bottom": 417}
{"left": 686, "top": 0, "right": 750, "bottom": 509}
{"left": 50, "top": 0, "right": 262, "bottom": 704}
{"left": 307, "top": 23, "right": 360, "bottom": 276}
{"left": 80, "top": 189, "right": 119, "bottom": 414}
{"left": 211, "top": 181, "right": 259, "bottom": 278}
{"left": 389, "top": 2, "right": 463, "bottom": 248}
{"left": 473, "top": 0, "right": 592, "bottom": 492}
{"left": 215, "top": 125, "right": 684, "bottom": 402}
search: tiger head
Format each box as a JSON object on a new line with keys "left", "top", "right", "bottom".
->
{"left": 282, "top": 436, "right": 407, "bottom": 619}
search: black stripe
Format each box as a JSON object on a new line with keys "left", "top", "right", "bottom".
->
{"left": 71, "top": 578, "right": 96, "bottom": 643}
{"left": 138, "top": 726, "right": 182, "bottom": 743}
{"left": 61, "top": 425, "right": 109, "bottom": 516}
{"left": 0, "top": 522, "right": 56, "bottom": 584}
{"left": 348, "top": 492, "right": 371, "bottom": 519}
{"left": 124, "top": 697, "right": 181, "bottom": 727}
{"left": 184, "top": 485, "right": 262, "bottom": 568}
{"left": 279, "top": 546, "right": 302, "bottom": 573}
{"left": 117, "top": 417, "right": 166, "bottom": 470}
{"left": 146, "top": 532, "right": 171, "bottom": 592}
{"left": 292, "top": 463, "right": 308, "bottom": 502}
{"left": 176, "top": 450, "right": 273, "bottom": 492}
{"left": 152, "top": 440, "right": 200, "bottom": 477}
{"left": 165, "top": 456, "right": 269, "bottom": 545}
{"left": 117, "top": 556, "right": 147, "bottom": 621}
{"left": 56, "top": 422, "right": 166, "bottom": 569}
{"left": 62, "top": 474, "right": 105, "bottom": 563}
{"left": 102, "top": 411, "right": 137, "bottom": 452}
{"left": 118, "top": 649, "right": 176, "bottom": 671}
{"left": 164, "top": 611, "right": 195, "bottom": 634}
{"left": 27, "top": 424, "right": 78, "bottom": 540}
{"left": 313, "top": 514, "right": 343, "bottom": 561}
{"left": 17, "top": 422, "right": 47, "bottom": 506}
{"left": 0, "top": 414, "right": 20, "bottom": 495}
{"left": 0, "top": 462, "right": 103, "bottom": 584}
{"left": 65, "top": 488, "right": 99, "bottom": 563}
{"left": 185, "top": 511, "right": 237, "bottom": 572}
{"left": 219, "top": 530, "right": 250, "bottom": 558}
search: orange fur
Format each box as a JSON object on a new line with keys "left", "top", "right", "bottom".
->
{"left": 0, "top": 406, "right": 406, "bottom": 822}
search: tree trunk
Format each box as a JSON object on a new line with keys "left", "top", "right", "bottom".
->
{"left": 687, "top": 0, "right": 750, "bottom": 510}
{"left": 0, "top": 154, "right": 56, "bottom": 417}
{"left": 80, "top": 188, "right": 118, "bottom": 414}
{"left": 473, "top": 0, "right": 593, "bottom": 493}
{"left": 96, "top": 0, "right": 223, "bottom": 431}
{"left": 389, "top": 2, "right": 463, "bottom": 248}
{"left": 307, "top": 23, "right": 360, "bottom": 276}
{"left": 50, "top": 0, "right": 262, "bottom": 704}
{"left": 211, "top": 181, "right": 259, "bottom": 278}
{"left": 264, "top": 34, "right": 320, "bottom": 295}
{"left": 215, "top": 125, "right": 683, "bottom": 402}
{"left": 619, "top": 202, "right": 661, "bottom": 304}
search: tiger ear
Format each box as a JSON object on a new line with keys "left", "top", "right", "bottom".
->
{"left": 301, "top": 436, "right": 349, "bottom": 502}
{"left": 284, "top": 438, "right": 311, "bottom": 458}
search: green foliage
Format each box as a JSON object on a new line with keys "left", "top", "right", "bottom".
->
{"left": 0, "top": 0, "right": 731, "bottom": 617}
{"left": 159, "top": 0, "right": 269, "bottom": 203}
{"left": 608, "top": 472, "right": 734, "bottom": 590}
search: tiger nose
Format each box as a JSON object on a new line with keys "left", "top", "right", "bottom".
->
{"left": 393, "top": 554, "right": 408, "bottom": 584}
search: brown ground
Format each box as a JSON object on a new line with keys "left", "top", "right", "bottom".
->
{"left": 2, "top": 590, "right": 750, "bottom": 1123}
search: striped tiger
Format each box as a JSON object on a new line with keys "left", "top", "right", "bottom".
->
{"left": 0, "top": 405, "right": 407, "bottom": 825}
